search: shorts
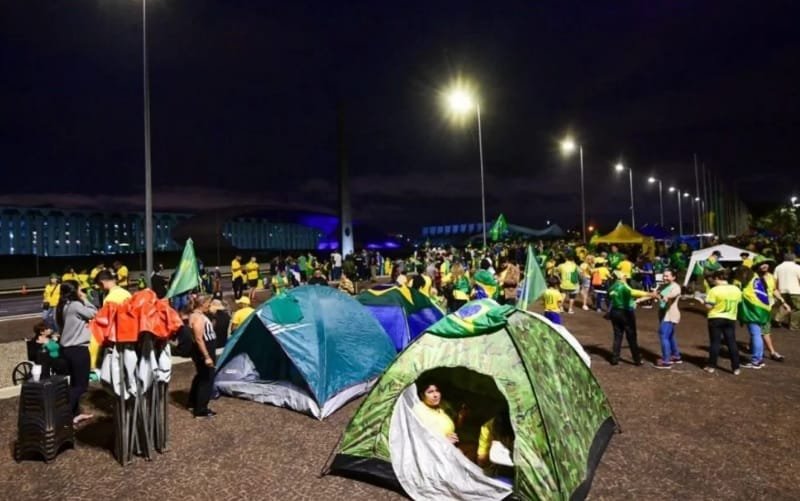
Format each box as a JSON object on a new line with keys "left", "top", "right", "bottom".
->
{"left": 762, "top": 322, "right": 771, "bottom": 335}
{"left": 581, "top": 278, "right": 591, "bottom": 289}
{"left": 248, "top": 279, "right": 258, "bottom": 288}
{"left": 544, "top": 311, "right": 562, "bottom": 325}
{"left": 560, "top": 288, "right": 578, "bottom": 299}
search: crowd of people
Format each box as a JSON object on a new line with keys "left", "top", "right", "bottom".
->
{"left": 31, "top": 231, "right": 800, "bottom": 424}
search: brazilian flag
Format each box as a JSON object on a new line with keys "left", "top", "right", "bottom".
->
{"left": 489, "top": 214, "right": 508, "bottom": 242}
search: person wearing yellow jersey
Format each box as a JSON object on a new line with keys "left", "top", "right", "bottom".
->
{"left": 703, "top": 269, "right": 742, "bottom": 374}
{"left": 413, "top": 380, "right": 458, "bottom": 445}
{"left": 42, "top": 274, "right": 61, "bottom": 331}
{"left": 414, "top": 264, "right": 433, "bottom": 297}
{"left": 740, "top": 252, "right": 753, "bottom": 269}
{"left": 448, "top": 263, "right": 471, "bottom": 312}
{"left": 557, "top": 254, "right": 580, "bottom": 314}
{"left": 230, "top": 297, "right": 255, "bottom": 331}
{"left": 617, "top": 254, "right": 634, "bottom": 277}
{"left": 62, "top": 266, "right": 78, "bottom": 283}
{"left": 271, "top": 268, "right": 291, "bottom": 296}
{"left": 97, "top": 270, "right": 132, "bottom": 306}
{"left": 76, "top": 269, "right": 91, "bottom": 291}
{"left": 245, "top": 256, "right": 260, "bottom": 287}
{"left": 113, "top": 261, "right": 129, "bottom": 288}
{"left": 93, "top": 270, "right": 132, "bottom": 369}
{"left": 579, "top": 255, "right": 594, "bottom": 311}
{"left": 542, "top": 276, "right": 564, "bottom": 325}
{"left": 231, "top": 254, "right": 244, "bottom": 300}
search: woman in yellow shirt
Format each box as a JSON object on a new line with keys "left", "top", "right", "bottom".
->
{"left": 413, "top": 380, "right": 458, "bottom": 444}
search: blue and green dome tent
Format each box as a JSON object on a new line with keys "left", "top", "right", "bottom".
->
{"left": 214, "top": 285, "right": 396, "bottom": 419}
{"left": 356, "top": 285, "right": 444, "bottom": 352}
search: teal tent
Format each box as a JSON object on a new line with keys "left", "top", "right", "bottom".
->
{"left": 214, "top": 285, "right": 396, "bottom": 419}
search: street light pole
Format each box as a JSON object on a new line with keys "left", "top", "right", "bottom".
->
{"left": 143, "top": 0, "right": 154, "bottom": 287}
{"left": 476, "top": 103, "right": 487, "bottom": 249}
{"left": 616, "top": 163, "right": 635, "bottom": 227}
{"left": 560, "top": 137, "right": 586, "bottom": 242}
{"left": 628, "top": 167, "right": 635, "bottom": 228}
{"left": 657, "top": 180, "right": 663, "bottom": 227}
{"left": 579, "top": 146, "right": 586, "bottom": 243}
{"left": 676, "top": 190, "right": 683, "bottom": 236}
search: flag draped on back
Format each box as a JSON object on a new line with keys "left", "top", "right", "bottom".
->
{"left": 489, "top": 214, "right": 508, "bottom": 242}
{"left": 166, "top": 238, "right": 201, "bottom": 299}
{"left": 517, "top": 244, "right": 546, "bottom": 311}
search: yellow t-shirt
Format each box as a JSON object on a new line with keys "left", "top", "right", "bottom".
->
{"left": 420, "top": 275, "right": 433, "bottom": 297}
{"left": 245, "top": 261, "right": 259, "bottom": 281}
{"left": 742, "top": 258, "right": 753, "bottom": 269}
{"left": 104, "top": 286, "right": 132, "bottom": 305}
{"left": 231, "top": 306, "right": 255, "bottom": 329}
{"left": 413, "top": 401, "right": 455, "bottom": 438}
{"left": 477, "top": 418, "right": 495, "bottom": 458}
{"left": 116, "top": 266, "right": 129, "bottom": 287}
{"left": 706, "top": 284, "right": 742, "bottom": 320}
{"left": 557, "top": 261, "right": 579, "bottom": 291}
{"left": 543, "top": 288, "right": 563, "bottom": 312}
{"left": 62, "top": 272, "right": 78, "bottom": 283}
{"left": 618, "top": 260, "right": 634, "bottom": 277}
{"left": 231, "top": 259, "right": 243, "bottom": 280}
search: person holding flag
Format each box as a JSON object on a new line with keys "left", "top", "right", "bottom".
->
{"left": 517, "top": 245, "right": 547, "bottom": 312}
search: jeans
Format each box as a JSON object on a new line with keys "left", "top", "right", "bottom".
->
{"left": 658, "top": 321, "right": 680, "bottom": 362}
{"left": 610, "top": 308, "right": 641, "bottom": 363}
{"left": 746, "top": 323, "right": 764, "bottom": 363}
{"left": 594, "top": 289, "right": 608, "bottom": 312}
{"left": 332, "top": 266, "right": 342, "bottom": 281}
{"left": 42, "top": 307, "right": 57, "bottom": 332}
{"left": 707, "top": 318, "right": 740, "bottom": 371}
{"left": 61, "top": 345, "right": 90, "bottom": 417}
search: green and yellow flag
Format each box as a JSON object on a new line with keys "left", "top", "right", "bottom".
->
{"left": 166, "top": 238, "right": 201, "bottom": 299}
{"left": 489, "top": 213, "right": 508, "bottom": 241}
{"left": 517, "top": 244, "right": 547, "bottom": 311}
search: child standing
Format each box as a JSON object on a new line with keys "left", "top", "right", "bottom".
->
{"left": 543, "top": 276, "right": 564, "bottom": 325}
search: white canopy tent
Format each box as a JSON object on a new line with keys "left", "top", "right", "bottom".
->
{"left": 683, "top": 244, "right": 751, "bottom": 286}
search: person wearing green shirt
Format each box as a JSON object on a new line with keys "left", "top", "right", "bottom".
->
{"left": 703, "top": 268, "right": 743, "bottom": 375}
{"left": 607, "top": 245, "right": 623, "bottom": 271}
{"left": 607, "top": 271, "right": 653, "bottom": 365}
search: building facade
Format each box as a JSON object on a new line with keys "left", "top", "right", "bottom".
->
{"left": 0, "top": 207, "right": 322, "bottom": 257}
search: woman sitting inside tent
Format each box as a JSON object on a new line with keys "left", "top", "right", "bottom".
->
{"left": 414, "top": 379, "right": 459, "bottom": 445}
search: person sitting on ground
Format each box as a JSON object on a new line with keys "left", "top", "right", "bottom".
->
{"left": 338, "top": 270, "right": 356, "bottom": 295}
{"left": 230, "top": 297, "right": 255, "bottom": 331}
{"left": 413, "top": 380, "right": 459, "bottom": 445}
{"left": 307, "top": 268, "right": 329, "bottom": 286}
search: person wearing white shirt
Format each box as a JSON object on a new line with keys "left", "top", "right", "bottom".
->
{"left": 331, "top": 251, "right": 343, "bottom": 281}
{"left": 774, "top": 253, "right": 800, "bottom": 331}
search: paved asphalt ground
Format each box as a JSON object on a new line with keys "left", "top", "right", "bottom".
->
{"left": 1, "top": 299, "right": 799, "bottom": 500}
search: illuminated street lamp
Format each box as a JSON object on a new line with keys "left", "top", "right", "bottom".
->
{"left": 668, "top": 186, "right": 684, "bottom": 236}
{"left": 615, "top": 163, "right": 635, "bottom": 228}
{"left": 445, "top": 84, "right": 487, "bottom": 248}
{"left": 648, "top": 176, "right": 664, "bottom": 227}
{"left": 560, "top": 137, "right": 586, "bottom": 242}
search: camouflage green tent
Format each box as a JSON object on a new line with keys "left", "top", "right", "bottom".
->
{"left": 327, "top": 299, "right": 616, "bottom": 500}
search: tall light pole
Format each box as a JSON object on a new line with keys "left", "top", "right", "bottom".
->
{"left": 648, "top": 176, "right": 664, "bottom": 227}
{"left": 143, "top": 0, "right": 154, "bottom": 286}
{"left": 560, "top": 138, "right": 586, "bottom": 242}
{"left": 615, "top": 163, "right": 635, "bottom": 228}
{"left": 446, "top": 86, "right": 487, "bottom": 249}
{"left": 668, "top": 186, "right": 683, "bottom": 236}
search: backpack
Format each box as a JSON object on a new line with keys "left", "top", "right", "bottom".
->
{"left": 591, "top": 268, "right": 606, "bottom": 287}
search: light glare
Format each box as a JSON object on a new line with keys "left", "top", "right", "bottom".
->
{"left": 560, "top": 138, "right": 577, "bottom": 154}
{"left": 615, "top": 163, "right": 625, "bottom": 172}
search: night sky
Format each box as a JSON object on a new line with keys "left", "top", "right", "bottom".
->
{"left": 2, "top": 1, "right": 799, "bottom": 233}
